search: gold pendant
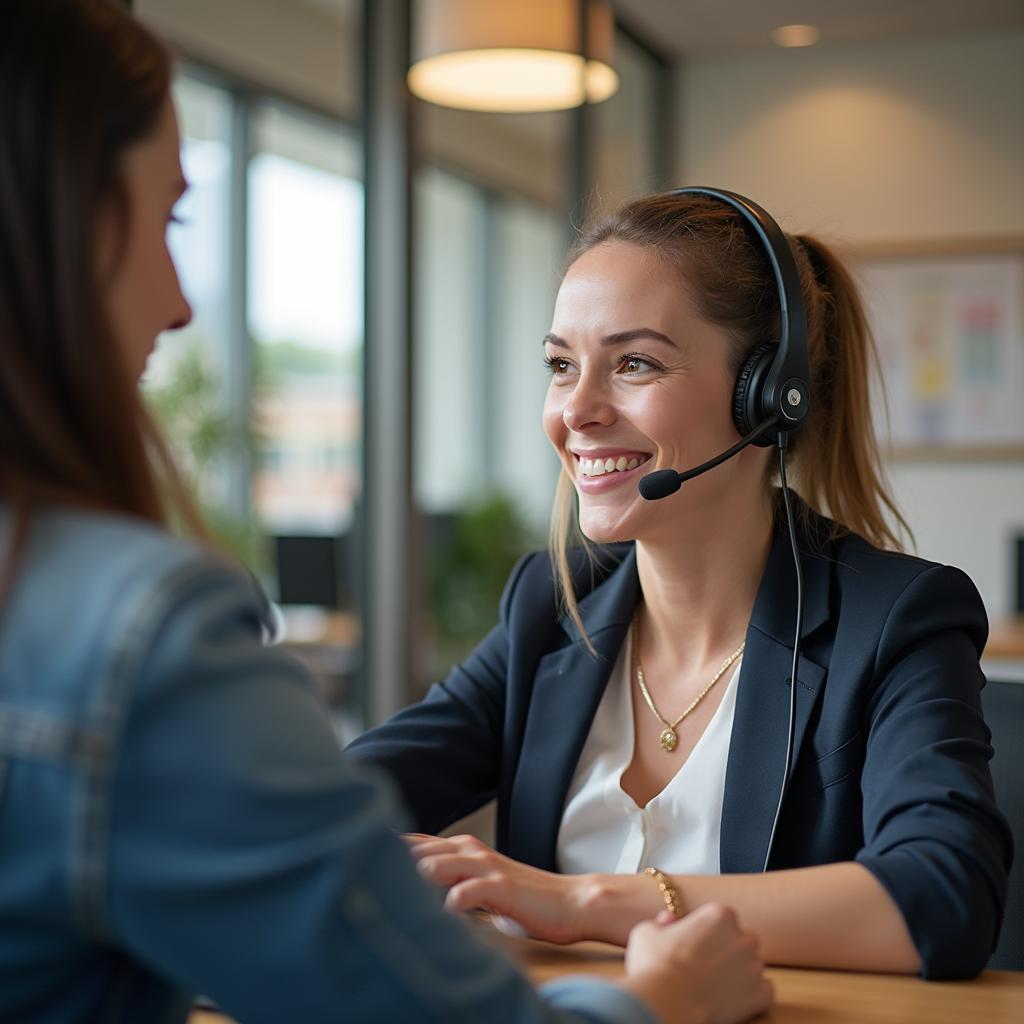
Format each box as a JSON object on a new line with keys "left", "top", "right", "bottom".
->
{"left": 659, "top": 728, "right": 678, "bottom": 752}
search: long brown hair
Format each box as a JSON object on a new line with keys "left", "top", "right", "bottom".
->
{"left": 0, "top": 0, "right": 205, "bottom": 594}
{"left": 551, "top": 190, "right": 911, "bottom": 642}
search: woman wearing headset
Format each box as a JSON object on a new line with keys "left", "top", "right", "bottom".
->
{"left": 348, "top": 190, "right": 1012, "bottom": 980}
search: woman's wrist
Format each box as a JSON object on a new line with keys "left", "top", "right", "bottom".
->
{"left": 573, "top": 872, "right": 673, "bottom": 946}
{"left": 644, "top": 867, "right": 684, "bottom": 919}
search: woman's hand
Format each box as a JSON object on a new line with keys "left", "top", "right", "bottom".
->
{"left": 404, "top": 833, "right": 589, "bottom": 944}
{"left": 623, "top": 904, "right": 773, "bottom": 1024}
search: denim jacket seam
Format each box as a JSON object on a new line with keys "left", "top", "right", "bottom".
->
{"left": 69, "top": 557, "right": 232, "bottom": 942}
{"left": 0, "top": 706, "right": 111, "bottom": 766}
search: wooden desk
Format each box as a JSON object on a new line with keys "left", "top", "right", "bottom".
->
{"left": 985, "top": 617, "right": 1024, "bottom": 660}
{"left": 188, "top": 931, "right": 1024, "bottom": 1023}
{"left": 495, "top": 935, "right": 1024, "bottom": 1023}
{"left": 985, "top": 616, "right": 1024, "bottom": 685}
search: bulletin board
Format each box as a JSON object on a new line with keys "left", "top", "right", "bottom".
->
{"left": 848, "top": 240, "right": 1024, "bottom": 460}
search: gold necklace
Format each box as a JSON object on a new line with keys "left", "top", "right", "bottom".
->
{"left": 631, "top": 616, "right": 745, "bottom": 753}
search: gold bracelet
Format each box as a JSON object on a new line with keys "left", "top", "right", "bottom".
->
{"left": 643, "top": 866, "right": 683, "bottom": 918}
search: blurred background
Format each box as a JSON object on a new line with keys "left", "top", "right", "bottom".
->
{"left": 131, "top": 0, "right": 1024, "bottom": 737}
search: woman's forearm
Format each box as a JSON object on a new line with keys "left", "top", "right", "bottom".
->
{"left": 574, "top": 861, "right": 921, "bottom": 973}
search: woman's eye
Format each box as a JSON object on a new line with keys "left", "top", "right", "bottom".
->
{"left": 544, "top": 355, "right": 573, "bottom": 376}
{"left": 622, "top": 354, "right": 657, "bottom": 375}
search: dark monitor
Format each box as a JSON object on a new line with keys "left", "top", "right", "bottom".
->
{"left": 1017, "top": 535, "right": 1024, "bottom": 614}
{"left": 273, "top": 534, "right": 348, "bottom": 608}
{"left": 423, "top": 511, "right": 457, "bottom": 554}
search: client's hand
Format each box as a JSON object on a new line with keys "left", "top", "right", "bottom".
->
{"left": 623, "top": 904, "right": 772, "bottom": 1024}
{"left": 404, "top": 833, "right": 586, "bottom": 944}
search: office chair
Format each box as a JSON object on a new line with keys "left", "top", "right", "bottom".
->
{"left": 983, "top": 679, "right": 1024, "bottom": 970}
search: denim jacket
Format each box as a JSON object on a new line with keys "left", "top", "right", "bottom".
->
{"left": 0, "top": 507, "right": 654, "bottom": 1024}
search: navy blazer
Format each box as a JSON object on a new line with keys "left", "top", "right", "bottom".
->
{"left": 348, "top": 496, "right": 1012, "bottom": 978}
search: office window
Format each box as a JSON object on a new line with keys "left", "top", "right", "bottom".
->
{"left": 248, "top": 103, "right": 364, "bottom": 535}
{"left": 413, "top": 167, "right": 487, "bottom": 514}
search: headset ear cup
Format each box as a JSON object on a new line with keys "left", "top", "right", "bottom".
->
{"left": 732, "top": 341, "right": 778, "bottom": 447}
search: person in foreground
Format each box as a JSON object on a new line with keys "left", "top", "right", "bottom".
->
{"left": 0, "top": 2, "right": 774, "bottom": 1023}
{"left": 348, "top": 192, "right": 1013, "bottom": 976}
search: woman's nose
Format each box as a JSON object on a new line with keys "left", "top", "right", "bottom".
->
{"left": 562, "top": 372, "right": 616, "bottom": 431}
{"left": 169, "top": 288, "right": 192, "bottom": 332}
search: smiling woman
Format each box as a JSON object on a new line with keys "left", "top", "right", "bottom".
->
{"left": 348, "top": 188, "right": 1012, "bottom": 981}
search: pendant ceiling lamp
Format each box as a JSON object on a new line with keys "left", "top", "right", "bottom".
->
{"left": 408, "top": 0, "right": 618, "bottom": 113}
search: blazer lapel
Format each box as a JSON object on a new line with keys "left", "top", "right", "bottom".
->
{"left": 507, "top": 548, "right": 639, "bottom": 871}
{"left": 719, "top": 631, "right": 827, "bottom": 872}
{"left": 720, "top": 498, "right": 833, "bottom": 873}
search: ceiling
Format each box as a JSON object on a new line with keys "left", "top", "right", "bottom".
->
{"left": 613, "top": 0, "right": 1024, "bottom": 56}
{"left": 298, "top": 0, "right": 1024, "bottom": 57}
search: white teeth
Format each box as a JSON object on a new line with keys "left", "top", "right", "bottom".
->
{"left": 579, "top": 455, "right": 646, "bottom": 477}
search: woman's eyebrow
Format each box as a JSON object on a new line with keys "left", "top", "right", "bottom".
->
{"left": 603, "top": 328, "right": 678, "bottom": 348}
{"left": 542, "top": 328, "right": 678, "bottom": 348}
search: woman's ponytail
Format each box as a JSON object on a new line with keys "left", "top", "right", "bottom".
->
{"left": 790, "top": 234, "right": 911, "bottom": 551}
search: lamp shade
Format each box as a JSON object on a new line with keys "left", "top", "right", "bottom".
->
{"left": 408, "top": 0, "right": 618, "bottom": 113}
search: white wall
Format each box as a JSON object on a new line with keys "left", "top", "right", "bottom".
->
{"left": 676, "top": 30, "right": 1024, "bottom": 618}
{"left": 677, "top": 31, "right": 1024, "bottom": 244}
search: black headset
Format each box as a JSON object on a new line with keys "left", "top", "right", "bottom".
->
{"left": 638, "top": 187, "right": 811, "bottom": 873}
{"left": 639, "top": 187, "right": 812, "bottom": 501}
{"left": 695, "top": 187, "right": 813, "bottom": 446}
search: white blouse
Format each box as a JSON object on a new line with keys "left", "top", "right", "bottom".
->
{"left": 556, "top": 630, "right": 741, "bottom": 876}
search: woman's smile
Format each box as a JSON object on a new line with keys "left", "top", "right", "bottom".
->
{"left": 572, "top": 447, "right": 653, "bottom": 492}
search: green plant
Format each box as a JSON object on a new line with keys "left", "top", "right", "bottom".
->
{"left": 427, "top": 492, "right": 540, "bottom": 664}
{"left": 145, "top": 343, "right": 268, "bottom": 571}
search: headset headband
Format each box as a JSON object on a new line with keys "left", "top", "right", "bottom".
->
{"left": 668, "top": 186, "right": 811, "bottom": 430}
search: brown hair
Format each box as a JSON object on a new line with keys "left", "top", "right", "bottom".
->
{"left": 551, "top": 190, "right": 911, "bottom": 643}
{"left": 0, "top": 0, "right": 206, "bottom": 595}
